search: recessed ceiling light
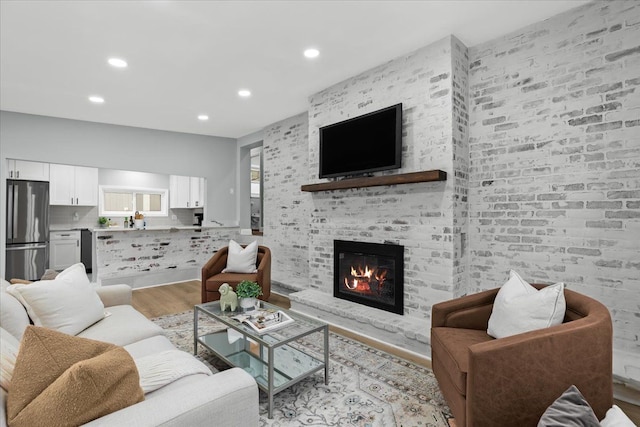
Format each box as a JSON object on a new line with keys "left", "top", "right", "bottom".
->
{"left": 108, "top": 57, "right": 128, "bottom": 68}
{"left": 304, "top": 48, "right": 320, "bottom": 58}
{"left": 198, "top": 115, "right": 209, "bottom": 121}
{"left": 89, "top": 96, "right": 104, "bottom": 104}
{"left": 238, "top": 89, "right": 251, "bottom": 98}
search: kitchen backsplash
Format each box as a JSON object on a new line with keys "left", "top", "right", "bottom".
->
{"left": 49, "top": 205, "right": 199, "bottom": 230}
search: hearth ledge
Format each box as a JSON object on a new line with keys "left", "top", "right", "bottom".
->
{"left": 289, "top": 289, "right": 430, "bottom": 358}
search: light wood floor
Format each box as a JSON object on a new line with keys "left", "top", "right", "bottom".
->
{"left": 132, "top": 281, "right": 640, "bottom": 424}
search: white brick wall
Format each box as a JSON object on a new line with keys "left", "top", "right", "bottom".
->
{"left": 306, "top": 36, "right": 466, "bottom": 323}
{"left": 468, "top": 0, "right": 640, "bottom": 381}
{"left": 260, "top": 1, "right": 639, "bottom": 381}
{"left": 262, "top": 113, "right": 311, "bottom": 288}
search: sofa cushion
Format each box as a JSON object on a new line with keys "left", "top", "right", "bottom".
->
{"left": 123, "top": 336, "right": 212, "bottom": 399}
{"left": 488, "top": 270, "right": 566, "bottom": 339}
{"left": 77, "top": 305, "right": 165, "bottom": 346}
{"left": 431, "top": 327, "right": 493, "bottom": 396}
{"left": 537, "top": 385, "right": 599, "bottom": 427}
{"left": 223, "top": 240, "right": 258, "bottom": 273}
{"left": 7, "top": 326, "right": 144, "bottom": 427}
{"left": 124, "top": 335, "right": 176, "bottom": 358}
{"left": 0, "top": 286, "right": 30, "bottom": 341}
{"left": 6, "top": 271, "right": 105, "bottom": 336}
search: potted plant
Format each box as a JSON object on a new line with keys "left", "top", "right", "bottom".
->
{"left": 98, "top": 217, "right": 109, "bottom": 228}
{"left": 236, "top": 280, "right": 262, "bottom": 310}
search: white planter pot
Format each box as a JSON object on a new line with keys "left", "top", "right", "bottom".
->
{"left": 239, "top": 297, "right": 257, "bottom": 311}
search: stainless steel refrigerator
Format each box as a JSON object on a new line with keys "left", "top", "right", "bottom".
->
{"left": 6, "top": 180, "right": 50, "bottom": 280}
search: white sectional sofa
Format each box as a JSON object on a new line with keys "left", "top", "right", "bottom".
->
{"left": 1, "top": 279, "right": 259, "bottom": 427}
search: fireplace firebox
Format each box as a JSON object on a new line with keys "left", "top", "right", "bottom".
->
{"left": 334, "top": 240, "right": 404, "bottom": 315}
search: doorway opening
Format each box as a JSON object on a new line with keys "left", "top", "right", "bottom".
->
{"left": 250, "top": 146, "right": 263, "bottom": 234}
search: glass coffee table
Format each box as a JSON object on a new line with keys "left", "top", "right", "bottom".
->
{"left": 194, "top": 300, "right": 329, "bottom": 418}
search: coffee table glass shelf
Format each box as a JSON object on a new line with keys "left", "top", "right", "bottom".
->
{"left": 194, "top": 301, "right": 329, "bottom": 418}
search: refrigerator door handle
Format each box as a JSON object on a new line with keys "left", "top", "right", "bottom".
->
{"left": 7, "top": 184, "right": 13, "bottom": 241}
{"left": 13, "top": 183, "right": 19, "bottom": 240}
{"left": 6, "top": 244, "right": 48, "bottom": 250}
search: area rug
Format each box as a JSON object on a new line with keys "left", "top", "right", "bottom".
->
{"left": 152, "top": 310, "right": 452, "bottom": 426}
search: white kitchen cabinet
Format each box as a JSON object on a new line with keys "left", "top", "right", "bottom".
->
{"left": 50, "top": 164, "right": 98, "bottom": 206}
{"left": 189, "top": 176, "right": 205, "bottom": 208}
{"left": 6, "top": 159, "right": 50, "bottom": 181}
{"left": 170, "top": 175, "right": 206, "bottom": 208}
{"left": 50, "top": 230, "right": 81, "bottom": 271}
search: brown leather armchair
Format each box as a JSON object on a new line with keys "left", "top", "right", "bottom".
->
{"left": 431, "top": 285, "right": 612, "bottom": 427}
{"left": 201, "top": 245, "right": 271, "bottom": 303}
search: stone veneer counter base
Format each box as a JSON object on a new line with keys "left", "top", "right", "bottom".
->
{"left": 94, "top": 227, "right": 240, "bottom": 288}
{"left": 289, "top": 289, "right": 430, "bottom": 357}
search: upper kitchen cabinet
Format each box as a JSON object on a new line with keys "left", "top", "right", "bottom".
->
{"left": 170, "top": 175, "right": 205, "bottom": 208}
{"left": 6, "top": 159, "right": 50, "bottom": 181}
{"left": 50, "top": 164, "right": 98, "bottom": 206}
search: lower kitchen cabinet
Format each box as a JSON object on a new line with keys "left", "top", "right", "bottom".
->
{"left": 50, "top": 230, "right": 81, "bottom": 271}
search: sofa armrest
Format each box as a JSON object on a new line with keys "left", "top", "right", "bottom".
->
{"left": 466, "top": 315, "right": 613, "bottom": 426}
{"left": 95, "top": 284, "right": 132, "bottom": 307}
{"left": 83, "top": 368, "right": 258, "bottom": 427}
{"left": 431, "top": 288, "right": 499, "bottom": 330}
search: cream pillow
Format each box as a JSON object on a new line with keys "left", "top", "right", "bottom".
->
{"left": 6, "top": 269, "right": 105, "bottom": 336}
{"left": 55, "top": 262, "right": 90, "bottom": 286}
{"left": 600, "top": 405, "right": 637, "bottom": 427}
{"left": 0, "top": 327, "right": 20, "bottom": 391}
{"left": 487, "top": 270, "right": 566, "bottom": 339}
{"left": 223, "top": 240, "right": 259, "bottom": 273}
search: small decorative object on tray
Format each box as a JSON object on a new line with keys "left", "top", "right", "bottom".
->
{"left": 232, "top": 308, "right": 294, "bottom": 334}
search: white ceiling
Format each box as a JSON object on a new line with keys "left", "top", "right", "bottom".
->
{"left": 0, "top": 0, "right": 590, "bottom": 139}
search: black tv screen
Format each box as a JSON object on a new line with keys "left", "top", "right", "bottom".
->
{"left": 319, "top": 103, "right": 402, "bottom": 179}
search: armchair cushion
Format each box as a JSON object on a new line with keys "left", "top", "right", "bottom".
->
{"left": 487, "top": 270, "right": 565, "bottom": 339}
{"left": 223, "top": 240, "right": 258, "bottom": 273}
{"left": 430, "top": 327, "right": 492, "bottom": 395}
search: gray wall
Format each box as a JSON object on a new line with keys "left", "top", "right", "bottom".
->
{"left": 1, "top": 111, "right": 238, "bottom": 275}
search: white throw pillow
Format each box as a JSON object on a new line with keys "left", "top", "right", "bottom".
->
{"left": 6, "top": 271, "right": 105, "bottom": 336}
{"left": 0, "top": 327, "right": 20, "bottom": 391}
{"left": 487, "top": 270, "right": 566, "bottom": 339}
{"left": 222, "top": 240, "right": 258, "bottom": 273}
{"left": 55, "top": 262, "right": 90, "bottom": 286}
{"left": 600, "top": 405, "right": 637, "bottom": 427}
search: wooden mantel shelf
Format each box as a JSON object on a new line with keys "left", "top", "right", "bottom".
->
{"left": 301, "top": 169, "right": 447, "bottom": 192}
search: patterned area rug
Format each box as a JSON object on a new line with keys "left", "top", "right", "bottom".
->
{"left": 152, "top": 310, "right": 451, "bottom": 426}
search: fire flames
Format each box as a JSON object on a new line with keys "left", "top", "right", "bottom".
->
{"left": 344, "top": 265, "right": 387, "bottom": 295}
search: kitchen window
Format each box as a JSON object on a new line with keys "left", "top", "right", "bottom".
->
{"left": 99, "top": 186, "right": 168, "bottom": 217}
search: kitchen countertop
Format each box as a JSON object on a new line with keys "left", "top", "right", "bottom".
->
{"left": 49, "top": 226, "right": 89, "bottom": 232}
{"left": 92, "top": 225, "right": 237, "bottom": 232}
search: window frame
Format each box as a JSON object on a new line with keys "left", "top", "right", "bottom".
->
{"left": 99, "top": 185, "right": 169, "bottom": 217}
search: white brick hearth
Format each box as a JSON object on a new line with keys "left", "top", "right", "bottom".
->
{"left": 289, "top": 289, "right": 429, "bottom": 356}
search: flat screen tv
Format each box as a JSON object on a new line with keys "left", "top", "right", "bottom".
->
{"left": 319, "top": 103, "right": 402, "bottom": 179}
